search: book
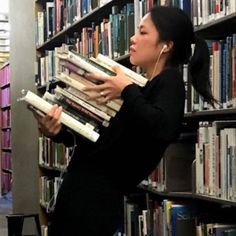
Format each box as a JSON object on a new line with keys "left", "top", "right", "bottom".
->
{"left": 170, "top": 204, "right": 197, "bottom": 236}
{"left": 54, "top": 86, "right": 111, "bottom": 122}
{"left": 95, "top": 53, "right": 147, "bottom": 86}
{"left": 66, "top": 86, "right": 117, "bottom": 117}
{"left": 56, "top": 72, "right": 122, "bottom": 112}
{"left": 43, "top": 91, "right": 100, "bottom": 131}
{"left": 18, "top": 90, "right": 99, "bottom": 142}
{"left": 57, "top": 49, "right": 147, "bottom": 87}
{"left": 57, "top": 50, "right": 112, "bottom": 77}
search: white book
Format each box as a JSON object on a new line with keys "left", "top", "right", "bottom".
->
{"left": 38, "top": 137, "right": 44, "bottom": 165}
{"left": 18, "top": 90, "right": 99, "bottom": 142}
{"left": 138, "top": 215, "right": 144, "bottom": 236}
{"left": 96, "top": 53, "right": 147, "bottom": 86}
{"left": 58, "top": 51, "right": 109, "bottom": 77}
{"left": 142, "top": 210, "right": 148, "bottom": 236}
{"left": 197, "top": 122, "right": 209, "bottom": 194}
{"left": 220, "top": 129, "right": 227, "bottom": 199}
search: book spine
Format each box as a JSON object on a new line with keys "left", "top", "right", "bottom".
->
{"left": 20, "top": 90, "right": 99, "bottom": 142}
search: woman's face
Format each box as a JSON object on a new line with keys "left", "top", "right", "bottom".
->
{"left": 129, "top": 13, "right": 161, "bottom": 70}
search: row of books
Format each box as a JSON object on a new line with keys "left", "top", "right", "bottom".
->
{"left": 39, "top": 135, "right": 70, "bottom": 169}
{"left": 192, "top": 0, "right": 236, "bottom": 26}
{"left": 40, "top": 175, "right": 61, "bottom": 212}
{"left": 35, "top": 0, "right": 120, "bottom": 46}
{"left": 20, "top": 47, "right": 147, "bottom": 142}
{"left": 140, "top": 119, "right": 236, "bottom": 203}
{"left": 0, "top": 18, "right": 10, "bottom": 67}
{"left": 195, "top": 120, "right": 236, "bottom": 201}
{"left": 36, "top": 0, "right": 236, "bottom": 52}
{"left": 120, "top": 198, "right": 236, "bottom": 236}
{"left": 184, "top": 34, "right": 236, "bottom": 113}
{"left": 207, "top": 35, "right": 236, "bottom": 109}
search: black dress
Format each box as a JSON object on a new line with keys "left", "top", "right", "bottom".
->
{"left": 49, "top": 67, "right": 185, "bottom": 236}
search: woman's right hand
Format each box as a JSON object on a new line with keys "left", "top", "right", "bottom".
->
{"left": 32, "top": 104, "right": 63, "bottom": 137}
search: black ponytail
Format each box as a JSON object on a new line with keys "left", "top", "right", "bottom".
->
{"left": 189, "top": 36, "right": 217, "bottom": 107}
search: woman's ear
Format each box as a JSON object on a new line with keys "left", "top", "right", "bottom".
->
{"left": 162, "top": 41, "right": 173, "bottom": 53}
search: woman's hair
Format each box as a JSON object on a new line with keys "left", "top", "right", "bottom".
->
{"left": 150, "top": 6, "right": 217, "bottom": 106}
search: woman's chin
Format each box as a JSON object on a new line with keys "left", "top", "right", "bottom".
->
{"left": 129, "top": 57, "right": 137, "bottom": 66}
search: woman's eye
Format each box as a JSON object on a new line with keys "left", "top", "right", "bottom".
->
{"left": 140, "top": 31, "right": 146, "bottom": 35}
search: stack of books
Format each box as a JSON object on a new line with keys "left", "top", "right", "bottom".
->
{"left": 19, "top": 48, "right": 147, "bottom": 142}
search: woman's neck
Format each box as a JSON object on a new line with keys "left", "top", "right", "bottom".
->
{"left": 146, "top": 59, "right": 166, "bottom": 80}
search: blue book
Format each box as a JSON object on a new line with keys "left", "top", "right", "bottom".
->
{"left": 170, "top": 204, "right": 197, "bottom": 236}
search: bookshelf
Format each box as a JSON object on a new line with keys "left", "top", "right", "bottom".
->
{"left": 9, "top": 0, "right": 236, "bottom": 235}
{"left": 128, "top": 2, "right": 236, "bottom": 235}
{"left": 0, "top": 13, "right": 10, "bottom": 68}
{"left": 0, "top": 62, "right": 11, "bottom": 196}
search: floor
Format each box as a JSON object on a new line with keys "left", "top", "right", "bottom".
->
{"left": 0, "top": 192, "right": 12, "bottom": 236}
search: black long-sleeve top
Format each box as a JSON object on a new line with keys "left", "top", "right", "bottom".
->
{"left": 52, "top": 67, "right": 185, "bottom": 192}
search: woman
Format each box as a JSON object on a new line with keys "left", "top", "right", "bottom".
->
{"left": 33, "top": 6, "right": 215, "bottom": 236}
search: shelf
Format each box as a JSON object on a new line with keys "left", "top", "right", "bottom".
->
{"left": 2, "top": 168, "right": 12, "bottom": 174}
{"left": 39, "top": 164, "right": 66, "bottom": 173}
{"left": 1, "top": 147, "right": 11, "bottom": 151}
{"left": 139, "top": 185, "right": 193, "bottom": 199}
{"left": 0, "top": 82, "right": 10, "bottom": 89}
{"left": 195, "top": 12, "right": 236, "bottom": 39}
{"left": 1, "top": 104, "right": 11, "bottom": 110}
{"left": 139, "top": 185, "right": 236, "bottom": 207}
{"left": 36, "top": 0, "right": 132, "bottom": 51}
{"left": 1, "top": 126, "right": 11, "bottom": 130}
{"left": 184, "top": 108, "right": 236, "bottom": 121}
{"left": 0, "top": 61, "right": 9, "bottom": 69}
{"left": 194, "top": 194, "right": 236, "bottom": 207}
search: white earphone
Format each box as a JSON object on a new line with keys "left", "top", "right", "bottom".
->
{"left": 161, "top": 44, "right": 168, "bottom": 52}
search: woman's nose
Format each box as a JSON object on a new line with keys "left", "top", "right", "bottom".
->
{"left": 130, "top": 35, "right": 135, "bottom": 45}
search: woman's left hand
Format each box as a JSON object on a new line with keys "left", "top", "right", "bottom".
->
{"left": 83, "top": 65, "right": 132, "bottom": 104}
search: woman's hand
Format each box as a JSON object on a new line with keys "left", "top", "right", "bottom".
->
{"left": 83, "top": 65, "right": 132, "bottom": 103}
{"left": 32, "top": 104, "right": 63, "bottom": 137}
